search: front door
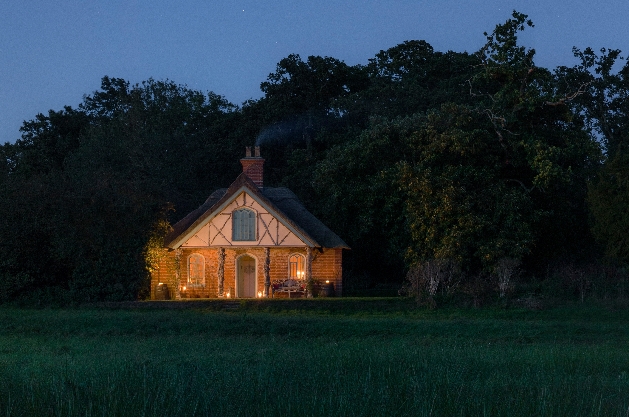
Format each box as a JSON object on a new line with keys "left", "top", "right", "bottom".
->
{"left": 237, "top": 256, "right": 256, "bottom": 298}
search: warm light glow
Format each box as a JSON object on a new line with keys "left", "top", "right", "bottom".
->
{"left": 289, "top": 254, "right": 305, "bottom": 279}
{"left": 158, "top": 282, "right": 164, "bottom": 286}
{"left": 182, "top": 286, "right": 187, "bottom": 291}
{"left": 226, "top": 291, "right": 231, "bottom": 298}
{"left": 257, "top": 291, "right": 263, "bottom": 298}
{"left": 326, "top": 280, "right": 330, "bottom": 284}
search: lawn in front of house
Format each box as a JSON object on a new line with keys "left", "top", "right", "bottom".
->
{"left": 0, "top": 300, "right": 628, "bottom": 416}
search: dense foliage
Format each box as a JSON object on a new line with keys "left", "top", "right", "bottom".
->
{"left": 1, "top": 12, "right": 627, "bottom": 302}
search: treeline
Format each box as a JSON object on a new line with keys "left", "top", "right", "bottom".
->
{"left": 1, "top": 12, "right": 628, "bottom": 303}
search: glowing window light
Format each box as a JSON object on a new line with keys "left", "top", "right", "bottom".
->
{"left": 289, "top": 254, "right": 305, "bottom": 279}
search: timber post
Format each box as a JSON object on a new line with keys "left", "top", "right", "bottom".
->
{"left": 174, "top": 248, "right": 182, "bottom": 300}
{"left": 264, "top": 247, "right": 271, "bottom": 297}
{"left": 217, "top": 247, "right": 225, "bottom": 296}
{"left": 306, "top": 247, "right": 313, "bottom": 281}
{"left": 306, "top": 247, "right": 313, "bottom": 297}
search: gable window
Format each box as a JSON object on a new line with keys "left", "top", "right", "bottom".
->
{"left": 289, "top": 254, "right": 305, "bottom": 280}
{"left": 233, "top": 208, "right": 256, "bottom": 241}
{"left": 188, "top": 254, "right": 205, "bottom": 286}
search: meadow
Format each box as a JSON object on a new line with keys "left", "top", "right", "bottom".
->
{"left": 1, "top": 299, "right": 628, "bottom": 416}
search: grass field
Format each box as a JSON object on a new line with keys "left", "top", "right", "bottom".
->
{"left": 1, "top": 298, "right": 628, "bottom": 416}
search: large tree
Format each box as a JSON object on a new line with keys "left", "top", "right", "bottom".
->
{"left": 312, "top": 12, "right": 600, "bottom": 286}
{"left": 343, "top": 40, "right": 477, "bottom": 120}
{"left": 0, "top": 77, "right": 240, "bottom": 302}
{"left": 464, "top": 11, "right": 600, "bottom": 269}
{"left": 556, "top": 48, "right": 629, "bottom": 265}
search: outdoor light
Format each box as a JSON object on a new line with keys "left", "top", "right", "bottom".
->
{"left": 226, "top": 291, "right": 231, "bottom": 298}
{"left": 182, "top": 286, "right": 187, "bottom": 291}
{"left": 326, "top": 280, "right": 330, "bottom": 284}
{"left": 257, "top": 291, "right": 263, "bottom": 298}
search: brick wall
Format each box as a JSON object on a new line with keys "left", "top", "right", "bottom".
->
{"left": 150, "top": 249, "right": 178, "bottom": 299}
{"left": 311, "top": 248, "right": 343, "bottom": 296}
{"left": 151, "top": 246, "right": 344, "bottom": 299}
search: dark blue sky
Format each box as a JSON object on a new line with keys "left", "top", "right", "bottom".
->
{"left": 2, "top": 1, "right": 628, "bottom": 143}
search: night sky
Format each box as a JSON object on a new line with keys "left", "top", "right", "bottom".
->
{"left": 2, "top": 0, "right": 628, "bottom": 143}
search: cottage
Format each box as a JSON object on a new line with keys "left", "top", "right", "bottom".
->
{"left": 151, "top": 147, "right": 348, "bottom": 299}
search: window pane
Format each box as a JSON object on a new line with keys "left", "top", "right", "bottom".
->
{"left": 234, "top": 211, "right": 241, "bottom": 240}
{"left": 233, "top": 209, "right": 255, "bottom": 241}
{"left": 189, "top": 254, "right": 204, "bottom": 285}
{"left": 243, "top": 210, "right": 249, "bottom": 240}
{"left": 289, "top": 254, "right": 305, "bottom": 280}
{"left": 248, "top": 210, "right": 254, "bottom": 239}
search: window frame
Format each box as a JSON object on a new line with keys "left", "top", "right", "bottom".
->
{"left": 232, "top": 208, "right": 257, "bottom": 241}
{"left": 288, "top": 253, "right": 305, "bottom": 280}
{"left": 187, "top": 253, "right": 205, "bottom": 287}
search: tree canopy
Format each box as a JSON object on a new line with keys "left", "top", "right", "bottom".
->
{"left": 1, "top": 11, "right": 626, "bottom": 302}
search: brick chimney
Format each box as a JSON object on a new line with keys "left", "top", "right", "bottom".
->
{"left": 240, "top": 146, "right": 264, "bottom": 188}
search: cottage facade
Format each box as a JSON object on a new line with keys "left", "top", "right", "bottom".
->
{"left": 151, "top": 147, "right": 348, "bottom": 299}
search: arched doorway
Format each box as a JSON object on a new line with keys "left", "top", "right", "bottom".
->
{"left": 237, "top": 255, "right": 256, "bottom": 298}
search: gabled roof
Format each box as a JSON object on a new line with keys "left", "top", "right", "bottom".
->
{"left": 164, "top": 173, "right": 349, "bottom": 249}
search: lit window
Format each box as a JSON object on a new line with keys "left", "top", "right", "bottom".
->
{"left": 188, "top": 254, "right": 205, "bottom": 286}
{"left": 289, "top": 254, "right": 305, "bottom": 280}
{"left": 233, "top": 208, "right": 256, "bottom": 241}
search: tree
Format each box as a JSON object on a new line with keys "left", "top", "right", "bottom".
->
{"left": 399, "top": 105, "right": 534, "bottom": 271}
{"left": 467, "top": 11, "right": 600, "bottom": 269}
{"left": 344, "top": 40, "right": 477, "bottom": 120}
{"left": 252, "top": 54, "right": 368, "bottom": 151}
{"left": 236, "top": 55, "right": 369, "bottom": 189}
{"left": 14, "top": 106, "right": 89, "bottom": 176}
{"left": 556, "top": 48, "right": 629, "bottom": 266}
{"left": 588, "top": 147, "right": 629, "bottom": 265}
{"left": 555, "top": 47, "right": 629, "bottom": 157}
{"left": 259, "top": 54, "right": 368, "bottom": 119}
{"left": 0, "top": 77, "right": 240, "bottom": 302}
{"left": 311, "top": 116, "right": 413, "bottom": 286}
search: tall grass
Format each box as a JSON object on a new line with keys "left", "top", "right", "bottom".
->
{"left": 0, "top": 302, "right": 628, "bottom": 416}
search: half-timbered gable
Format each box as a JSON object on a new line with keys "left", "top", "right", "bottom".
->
{"left": 178, "top": 190, "right": 309, "bottom": 248}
